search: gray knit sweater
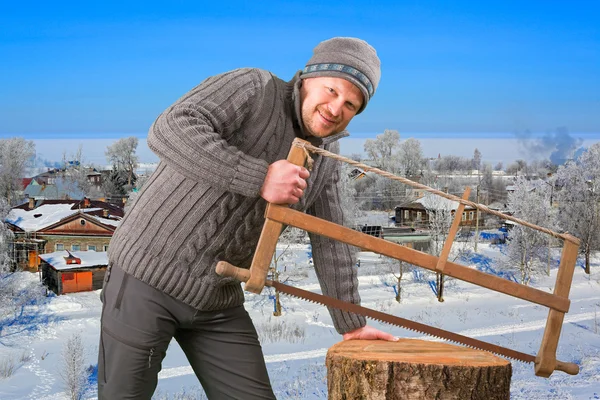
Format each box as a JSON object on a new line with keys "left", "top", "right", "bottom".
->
{"left": 108, "top": 68, "right": 366, "bottom": 334}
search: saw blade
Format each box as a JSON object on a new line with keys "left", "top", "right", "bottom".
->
{"left": 267, "top": 279, "right": 536, "bottom": 364}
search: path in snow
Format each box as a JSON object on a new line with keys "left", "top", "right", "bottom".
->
{"left": 24, "top": 348, "right": 55, "bottom": 400}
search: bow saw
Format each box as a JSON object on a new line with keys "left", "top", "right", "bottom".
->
{"left": 216, "top": 138, "right": 581, "bottom": 378}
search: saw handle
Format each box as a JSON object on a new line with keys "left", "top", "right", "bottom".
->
{"left": 216, "top": 261, "right": 251, "bottom": 283}
{"left": 554, "top": 360, "right": 579, "bottom": 376}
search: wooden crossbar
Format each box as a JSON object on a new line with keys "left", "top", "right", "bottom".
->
{"left": 266, "top": 204, "right": 570, "bottom": 313}
{"left": 435, "top": 188, "right": 471, "bottom": 274}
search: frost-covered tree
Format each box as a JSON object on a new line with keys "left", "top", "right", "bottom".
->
{"left": 380, "top": 256, "right": 415, "bottom": 303}
{"left": 0, "top": 199, "right": 13, "bottom": 271}
{"left": 0, "top": 198, "right": 46, "bottom": 345}
{"left": 363, "top": 129, "right": 400, "bottom": 172}
{"left": 269, "top": 226, "right": 308, "bottom": 316}
{"left": 105, "top": 137, "right": 139, "bottom": 187}
{"left": 59, "top": 333, "right": 88, "bottom": 400}
{"left": 340, "top": 164, "right": 362, "bottom": 225}
{"left": 435, "top": 155, "right": 471, "bottom": 175}
{"left": 398, "top": 138, "right": 424, "bottom": 178}
{"left": 472, "top": 148, "right": 482, "bottom": 171}
{"left": 421, "top": 193, "right": 454, "bottom": 301}
{"left": 555, "top": 143, "right": 600, "bottom": 274}
{"left": 61, "top": 145, "right": 103, "bottom": 199}
{"left": 0, "top": 137, "right": 35, "bottom": 205}
{"left": 506, "top": 177, "right": 555, "bottom": 284}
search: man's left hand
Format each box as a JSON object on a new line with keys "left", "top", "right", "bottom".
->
{"left": 342, "top": 325, "right": 398, "bottom": 341}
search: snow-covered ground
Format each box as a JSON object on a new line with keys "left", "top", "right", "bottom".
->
{"left": 1, "top": 243, "right": 599, "bottom": 399}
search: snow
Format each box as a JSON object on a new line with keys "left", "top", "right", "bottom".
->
{"left": 38, "top": 251, "right": 108, "bottom": 271}
{"left": 87, "top": 215, "right": 120, "bottom": 227}
{"left": 1, "top": 243, "right": 600, "bottom": 399}
{"left": 6, "top": 205, "right": 111, "bottom": 232}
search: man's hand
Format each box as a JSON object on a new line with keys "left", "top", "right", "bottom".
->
{"left": 342, "top": 325, "right": 399, "bottom": 341}
{"left": 260, "top": 160, "right": 310, "bottom": 204}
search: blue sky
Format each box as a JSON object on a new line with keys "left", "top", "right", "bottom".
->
{"left": 1, "top": 0, "right": 599, "bottom": 141}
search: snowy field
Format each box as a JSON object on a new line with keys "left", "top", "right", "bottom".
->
{"left": 1, "top": 242, "right": 599, "bottom": 399}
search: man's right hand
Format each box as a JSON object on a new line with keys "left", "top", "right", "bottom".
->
{"left": 260, "top": 160, "right": 310, "bottom": 204}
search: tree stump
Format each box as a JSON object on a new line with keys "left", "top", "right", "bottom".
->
{"left": 326, "top": 339, "right": 511, "bottom": 400}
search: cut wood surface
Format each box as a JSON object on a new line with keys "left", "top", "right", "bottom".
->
{"left": 327, "top": 339, "right": 511, "bottom": 400}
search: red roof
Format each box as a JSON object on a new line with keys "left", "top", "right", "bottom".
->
{"left": 21, "top": 178, "right": 33, "bottom": 190}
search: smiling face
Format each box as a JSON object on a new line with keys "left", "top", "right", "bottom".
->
{"left": 299, "top": 76, "right": 364, "bottom": 138}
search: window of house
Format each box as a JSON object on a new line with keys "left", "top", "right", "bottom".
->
{"left": 469, "top": 211, "right": 474, "bottom": 220}
{"left": 72, "top": 244, "right": 80, "bottom": 251}
{"left": 88, "top": 245, "right": 97, "bottom": 251}
{"left": 416, "top": 212, "right": 422, "bottom": 221}
{"left": 80, "top": 219, "right": 86, "bottom": 226}
{"left": 103, "top": 245, "right": 109, "bottom": 252}
{"left": 56, "top": 243, "right": 64, "bottom": 251}
{"left": 404, "top": 210, "right": 409, "bottom": 219}
{"left": 462, "top": 212, "right": 466, "bottom": 221}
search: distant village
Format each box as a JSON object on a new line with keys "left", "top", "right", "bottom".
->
{"left": 0, "top": 136, "right": 156, "bottom": 296}
{"left": 1, "top": 131, "right": 599, "bottom": 298}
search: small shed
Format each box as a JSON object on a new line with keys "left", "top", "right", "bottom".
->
{"left": 39, "top": 250, "right": 107, "bottom": 295}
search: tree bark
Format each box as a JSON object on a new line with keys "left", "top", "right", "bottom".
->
{"left": 327, "top": 339, "right": 511, "bottom": 400}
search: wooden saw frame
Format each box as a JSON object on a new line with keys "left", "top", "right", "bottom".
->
{"left": 217, "top": 138, "right": 581, "bottom": 378}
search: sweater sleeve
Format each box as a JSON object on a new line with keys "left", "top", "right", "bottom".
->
{"left": 146, "top": 68, "right": 270, "bottom": 197}
{"left": 307, "top": 148, "right": 366, "bottom": 334}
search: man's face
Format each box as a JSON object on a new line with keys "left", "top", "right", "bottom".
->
{"left": 300, "top": 76, "right": 364, "bottom": 138}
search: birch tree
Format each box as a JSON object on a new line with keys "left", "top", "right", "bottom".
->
{"left": 59, "top": 333, "right": 88, "bottom": 400}
{"left": 0, "top": 138, "right": 35, "bottom": 205}
{"left": 555, "top": 143, "right": 600, "bottom": 274}
{"left": 505, "top": 177, "right": 555, "bottom": 284}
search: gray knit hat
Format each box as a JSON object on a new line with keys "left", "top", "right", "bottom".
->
{"left": 301, "top": 37, "right": 381, "bottom": 114}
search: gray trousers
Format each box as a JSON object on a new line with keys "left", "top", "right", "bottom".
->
{"left": 98, "top": 264, "right": 276, "bottom": 400}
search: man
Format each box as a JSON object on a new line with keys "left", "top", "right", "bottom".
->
{"left": 98, "top": 37, "right": 396, "bottom": 399}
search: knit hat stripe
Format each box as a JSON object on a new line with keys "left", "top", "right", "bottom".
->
{"left": 303, "top": 63, "right": 374, "bottom": 97}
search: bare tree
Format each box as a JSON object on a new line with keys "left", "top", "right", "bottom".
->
{"left": 421, "top": 193, "right": 454, "bottom": 301}
{"left": 269, "top": 226, "right": 308, "bottom": 316}
{"left": 0, "top": 138, "right": 35, "bottom": 205}
{"left": 105, "top": 137, "right": 139, "bottom": 188}
{"left": 494, "top": 161, "right": 503, "bottom": 171}
{"left": 555, "top": 143, "right": 600, "bottom": 274}
{"left": 59, "top": 333, "right": 88, "bottom": 400}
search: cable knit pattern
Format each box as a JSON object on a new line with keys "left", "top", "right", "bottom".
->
{"left": 108, "top": 68, "right": 366, "bottom": 334}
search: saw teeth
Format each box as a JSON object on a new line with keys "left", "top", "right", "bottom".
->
{"left": 270, "top": 282, "right": 533, "bottom": 364}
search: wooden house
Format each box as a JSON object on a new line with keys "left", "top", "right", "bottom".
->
{"left": 39, "top": 250, "right": 107, "bottom": 295}
{"left": 5, "top": 198, "right": 122, "bottom": 271}
{"left": 394, "top": 196, "right": 482, "bottom": 229}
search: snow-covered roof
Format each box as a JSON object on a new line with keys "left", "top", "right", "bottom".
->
{"left": 413, "top": 196, "right": 474, "bottom": 211}
{"left": 6, "top": 204, "right": 116, "bottom": 232}
{"left": 89, "top": 215, "right": 120, "bottom": 227}
{"left": 39, "top": 251, "right": 108, "bottom": 271}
